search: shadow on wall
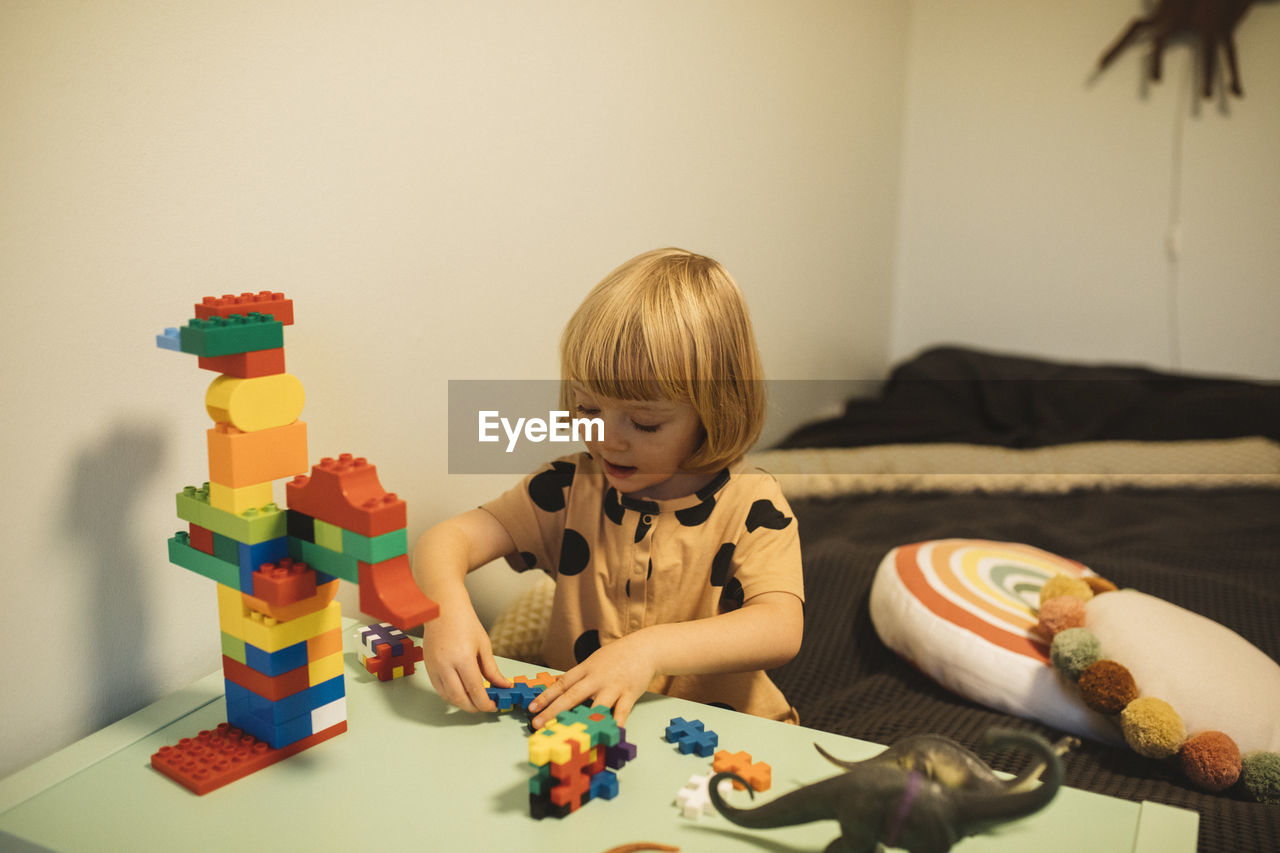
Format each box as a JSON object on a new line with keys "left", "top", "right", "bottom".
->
{"left": 60, "top": 420, "right": 168, "bottom": 731}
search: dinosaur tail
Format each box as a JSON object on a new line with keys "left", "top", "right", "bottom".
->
{"left": 953, "top": 729, "right": 1063, "bottom": 825}
{"left": 708, "top": 772, "right": 835, "bottom": 829}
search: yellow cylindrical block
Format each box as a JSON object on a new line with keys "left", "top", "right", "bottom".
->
{"left": 206, "top": 373, "right": 305, "bottom": 431}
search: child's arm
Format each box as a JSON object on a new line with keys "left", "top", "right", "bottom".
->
{"left": 526, "top": 590, "right": 803, "bottom": 729}
{"left": 412, "top": 508, "right": 519, "bottom": 713}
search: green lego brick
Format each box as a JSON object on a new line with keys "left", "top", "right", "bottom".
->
{"left": 178, "top": 313, "right": 284, "bottom": 357}
{"left": 222, "top": 632, "right": 248, "bottom": 666}
{"left": 169, "top": 533, "right": 240, "bottom": 588}
{"left": 341, "top": 527, "right": 408, "bottom": 563}
{"left": 212, "top": 531, "right": 240, "bottom": 564}
{"left": 313, "top": 519, "right": 345, "bottom": 553}
{"left": 176, "top": 484, "right": 286, "bottom": 545}
{"left": 287, "top": 537, "right": 358, "bottom": 584}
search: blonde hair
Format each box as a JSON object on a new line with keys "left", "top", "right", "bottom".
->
{"left": 559, "top": 248, "right": 765, "bottom": 473}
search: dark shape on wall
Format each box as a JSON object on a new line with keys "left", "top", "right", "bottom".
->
{"left": 1098, "top": 0, "right": 1259, "bottom": 98}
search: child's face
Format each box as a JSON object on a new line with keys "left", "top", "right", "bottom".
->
{"left": 573, "top": 388, "right": 707, "bottom": 501}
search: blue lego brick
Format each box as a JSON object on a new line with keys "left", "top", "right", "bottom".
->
{"left": 244, "top": 638, "right": 309, "bottom": 677}
{"left": 227, "top": 705, "right": 313, "bottom": 750}
{"left": 224, "top": 676, "right": 345, "bottom": 726}
{"left": 156, "top": 327, "right": 182, "bottom": 350}
{"left": 237, "top": 535, "right": 290, "bottom": 590}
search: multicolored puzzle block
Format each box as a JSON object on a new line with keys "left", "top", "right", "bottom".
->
{"left": 527, "top": 705, "right": 636, "bottom": 819}
{"left": 486, "top": 671, "right": 560, "bottom": 712}
{"left": 151, "top": 292, "right": 439, "bottom": 794}
{"left": 356, "top": 622, "right": 423, "bottom": 681}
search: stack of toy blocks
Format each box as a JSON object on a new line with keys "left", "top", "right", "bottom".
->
{"left": 527, "top": 705, "right": 637, "bottom": 819}
{"left": 152, "top": 292, "right": 438, "bottom": 794}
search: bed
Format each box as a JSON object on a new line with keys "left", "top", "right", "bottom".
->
{"left": 487, "top": 346, "right": 1280, "bottom": 851}
{"left": 754, "top": 346, "right": 1280, "bottom": 853}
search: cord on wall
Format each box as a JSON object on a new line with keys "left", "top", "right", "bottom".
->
{"left": 1164, "top": 60, "right": 1190, "bottom": 371}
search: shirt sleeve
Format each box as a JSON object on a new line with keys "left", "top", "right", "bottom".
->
{"left": 480, "top": 455, "right": 579, "bottom": 578}
{"left": 723, "top": 474, "right": 805, "bottom": 607}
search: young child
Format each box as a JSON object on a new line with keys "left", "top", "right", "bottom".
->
{"left": 413, "top": 248, "right": 804, "bottom": 729}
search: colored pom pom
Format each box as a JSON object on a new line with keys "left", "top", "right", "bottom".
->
{"left": 1039, "top": 575, "right": 1094, "bottom": 606}
{"left": 1036, "top": 596, "right": 1087, "bottom": 639}
{"left": 1083, "top": 575, "right": 1118, "bottom": 595}
{"left": 1078, "top": 660, "right": 1138, "bottom": 714}
{"left": 1241, "top": 752, "right": 1280, "bottom": 804}
{"left": 1050, "top": 627, "right": 1101, "bottom": 680}
{"left": 1180, "top": 731, "right": 1241, "bottom": 792}
{"left": 1121, "top": 696, "right": 1186, "bottom": 759}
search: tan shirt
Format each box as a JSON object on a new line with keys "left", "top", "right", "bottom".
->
{"left": 482, "top": 452, "right": 804, "bottom": 721}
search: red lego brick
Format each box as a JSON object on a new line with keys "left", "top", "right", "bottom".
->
{"left": 285, "top": 455, "right": 406, "bottom": 538}
{"left": 195, "top": 292, "right": 295, "bottom": 326}
{"left": 150, "top": 720, "right": 345, "bottom": 795}
{"left": 251, "top": 558, "right": 318, "bottom": 607}
{"left": 357, "top": 554, "right": 440, "bottom": 630}
{"left": 222, "top": 655, "right": 309, "bottom": 700}
{"left": 188, "top": 523, "right": 215, "bottom": 555}
{"left": 198, "top": 348, "right": 287, "bottom": 378}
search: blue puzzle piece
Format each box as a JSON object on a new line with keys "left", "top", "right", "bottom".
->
{"left": 665, "top": 716, "right": 718, "bottom": 757}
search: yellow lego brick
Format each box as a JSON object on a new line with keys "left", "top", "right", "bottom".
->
{"left": 209, "top": 481, "right": 275, "bottom": 515}
{"left": 528, "top": 720, "right": 591, "bottom": 766}
{"left": 308, "top": 651, "right": 343, "bottom": 687}
{"left": 205, "top": 372, "right": 305, "bottom": 432}
{"left": 313, "top": 518, "right": 345, "bottom": 553}
{"left": 216, "top": 582, "right": 341, "bottom": 652}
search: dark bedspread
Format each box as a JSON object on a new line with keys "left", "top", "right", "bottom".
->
{"left": 768, "top": 486, "right": 1280, "bottom": 853}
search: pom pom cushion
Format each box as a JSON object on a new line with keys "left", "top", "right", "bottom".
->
{"left": 869, "top": 539, "right": 1280, "bottom": 759}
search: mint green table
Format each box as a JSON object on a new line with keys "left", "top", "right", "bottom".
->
{"left": 0, "top": 620, "right": 1197, "bottom": 852}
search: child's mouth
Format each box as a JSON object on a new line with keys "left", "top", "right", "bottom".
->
{"left": 603, "top": 459, "right": 638, "bottom": 479}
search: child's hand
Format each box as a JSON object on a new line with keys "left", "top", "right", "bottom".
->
{"left": 527, "top": 633, "right": 657, "bottom": 729}
{"left": 420, "top": 606, "right": 510, "bottom": 713}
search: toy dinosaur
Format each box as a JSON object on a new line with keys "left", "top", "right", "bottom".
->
{"left": 708, "top": 728, "right": 1071, "bottom": 853}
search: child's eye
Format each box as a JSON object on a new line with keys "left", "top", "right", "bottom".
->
{"left": 631, "top": 420, "right": 661, "bottom": 433}
{"left": 575, "top": 404, "right": 600, "bottom": 416}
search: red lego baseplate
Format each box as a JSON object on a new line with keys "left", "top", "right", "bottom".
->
{"left": 150, "top": 720, "right": 346, "bottom": 795}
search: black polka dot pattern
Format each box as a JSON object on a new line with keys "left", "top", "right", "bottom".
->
{"left": 528, "top": 460, "right": 576, "bottom": 513}
{"left": 710, "top": 543, "right": 735, "bottom": 586}
{"left": 719, "top": 578, "right": 745, "bottom": 613}
{"left": 573, "top": 629, "right": 601, "bottom": 662}
{"left": 602, "top": 488, "right": 625, "bottom": 525}
{"left": 675, "top": 495, "right": 715, "bottom": 526}
{"left": 745, "top": 499, "right": 792, "bottom": 532}
{"left": 558, "top": 528, "right": 590, "bottom": 576}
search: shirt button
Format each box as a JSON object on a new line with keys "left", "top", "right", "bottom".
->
{"left": 642, "top": 515, "right": 652, "bottom": 525}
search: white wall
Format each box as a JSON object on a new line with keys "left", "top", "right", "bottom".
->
{"left": 891, "top": 0, "right": 1280, "bottom": 379}
{"left": 0, "top": 1, "right": 908, "bottom": 778}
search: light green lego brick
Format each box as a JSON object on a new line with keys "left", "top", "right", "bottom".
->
{"left": 287, "top": 537, "right": 358, "bottom": 584}
{"left": 168, "top": 534, "right": 240, "bottom": 588}
{"left": 175, "top": 484, "right": 286, "bottom": 545}
{"left": 221, "top": 633, "right": 247, "bottom": 665}
{"left": 341, "top": 527, "right": 408, "bottom": 563}
{"left": 313, "top": 519, "right": 345, "bottom": 553}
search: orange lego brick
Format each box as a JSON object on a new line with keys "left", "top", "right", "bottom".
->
{"left": 307, "top": 627, "right": 343, "bottom": 660}
{"left": 198, "top": 348, "right": 286, "bottom": 378}
{"left": 357, "top": 554, "right": 440, "bottom": 630}
{"left": 285, "top": 455, "right": 407, "bottom": 537}
{"left": 195, "top": 291, "right": 295, "bottom": 326}
{"left": 150, "top": 720, "right": 344, "bottom": 795}
{"left": 241, "top": 574, "right": 338, "bottom": 624}
{"left": 207, "top": 421, "right": 309, "bottom": 488}
{"left": 250, "top": 558, "right": 318, "bottom": 606}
